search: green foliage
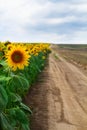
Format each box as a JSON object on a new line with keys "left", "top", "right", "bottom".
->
{"left": 0, "top": 84, "right": 8, "bottom": 111}
{"left": 0, "top": 113, "right": 14, "bottom": 130}
{"left": 0, "top": 48, "right": 50, "bottom": 130}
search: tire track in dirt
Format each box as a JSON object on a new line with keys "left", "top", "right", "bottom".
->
{"left": 47, "top": 47, "right": 87, "bottom": 130}
{"left": 50, "top": 47, "right": 87, "bottom": 130}
{"left": 57, "top": 54, "right": 87, "bottom": 115}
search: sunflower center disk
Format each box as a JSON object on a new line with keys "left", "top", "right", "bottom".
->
{"left": 11, "top": 51, "right": 23, "bottom": 63}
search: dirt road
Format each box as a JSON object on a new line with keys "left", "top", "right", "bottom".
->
{"left": 25, "top": 46, "right": 87, "bottom": 130}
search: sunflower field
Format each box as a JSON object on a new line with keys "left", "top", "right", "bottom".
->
{"left": 0, "top": 42, "right": 51, "bottom": 130}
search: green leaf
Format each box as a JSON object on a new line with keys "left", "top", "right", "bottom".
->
{"left": 0, "top": 76, "right": 11, "bottom": 82}
{"left": 0, "top": 60, "right": 6, "bottom": 66}
{"left": 18, "top": 73, "right": 29, "bottom": 89}
{"left": 12, "top": 74, "right": 29, "bottom": 90}
{"left": 0, "top": 113, "right": 14, "bottom": 130}
{"left": 7, "top": 108, "right": 17, "bottom": 127}
{"left": 0, "top": 60, "right": 8, "bottom": 70}
{"left": 21, "top": 124, "right": 30, "bottom": 130}
{"left": 9, "top": 93, "right": 22, "bottom": 103}
{"left": 20, "top": 103, "right": 32, "bottom": 114}
{"left": 15, "top": 108, "right": 29, "bottom": 124}
{"left": 0, "top": 85, "right": 8, "bottom": 110}
{"left": 0, "top": 51, "right": 4, "bottom": 57}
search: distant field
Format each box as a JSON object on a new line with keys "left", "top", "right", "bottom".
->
{"left": 58, "top": 44, "right": 87, "bottom": 50}
{"left": 57, "top": 44, "right": 87, "bottom": 70}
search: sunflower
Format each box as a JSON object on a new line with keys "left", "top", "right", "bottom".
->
{"left": 6, "top": 45, "right": 30, "bottom": 71}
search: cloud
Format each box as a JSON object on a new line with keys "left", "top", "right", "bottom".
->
{"left": 0, "top": 0, "right": 87, "bottom": 43}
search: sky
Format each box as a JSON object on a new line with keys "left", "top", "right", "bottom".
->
{"left": 0, "top": 0, "right": 87, "bottom": 43}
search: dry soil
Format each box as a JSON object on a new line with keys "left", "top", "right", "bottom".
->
{"left": 24, "top": 45, "right": 87, "bottom": 130}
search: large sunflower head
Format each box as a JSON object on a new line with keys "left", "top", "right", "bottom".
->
{"left": 6, "top": 45, "right": 30, "bottom": 71}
